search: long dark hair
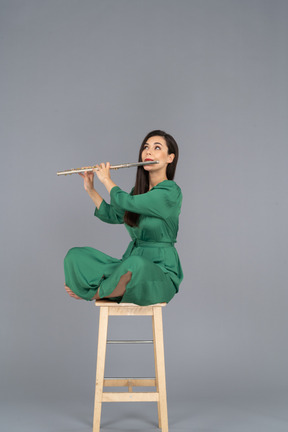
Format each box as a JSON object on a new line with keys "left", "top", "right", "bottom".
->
{"left": 124, "top": 130, "right": 179, "bottom": 227}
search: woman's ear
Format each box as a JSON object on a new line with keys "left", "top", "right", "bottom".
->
{"left": 167, "top": 153, "right": 175, "bottom": 164}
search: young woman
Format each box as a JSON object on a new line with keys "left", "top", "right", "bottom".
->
{"left": 64, "top": 130, "right": 183, "bottom": 306}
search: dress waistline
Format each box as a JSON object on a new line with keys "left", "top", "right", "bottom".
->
{"left": 133, "top": 239, "right": 175, "bottom": 248}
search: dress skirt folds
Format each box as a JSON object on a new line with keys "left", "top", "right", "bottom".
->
{"left": 64, "top": 180, "right": 183, "bottom": 306}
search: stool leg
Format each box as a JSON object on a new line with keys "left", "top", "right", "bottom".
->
{"left": 93, "top": 306, "right": 109, "bottom": 432}
{"left": 153, "top": 307, "right": 169, "bottom": 432}
{"left": 152, "top": 312, "right": 161, "bottom": 429}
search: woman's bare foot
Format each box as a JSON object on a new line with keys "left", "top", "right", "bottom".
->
{"left": 64, "top": 283, "right": 83, "bottom": 300}
{"left": 105, "top": 271, "right": 132, "bottom": 298}
{"left": 64, "top": 272, "right": 132, "bottom": 301}
{"left": 92, "top": 291, "right": 100, "bottom": 300}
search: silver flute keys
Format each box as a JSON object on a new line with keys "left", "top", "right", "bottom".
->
{"left": 57, "top": 161, "right": 159, "bottom": 176}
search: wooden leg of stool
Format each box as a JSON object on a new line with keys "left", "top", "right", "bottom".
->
{"left": 152, "top": 312, "right": 161, "bottom": 429}
{"left": 93, "top": 306, "right": 109, "bottom": 432}
{"left": 153, "top": 306, "right": 169, "bottom": 432}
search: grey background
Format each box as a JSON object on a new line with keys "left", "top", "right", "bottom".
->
{"left": 1, "top": 1, "right": 287, "bottom": 431}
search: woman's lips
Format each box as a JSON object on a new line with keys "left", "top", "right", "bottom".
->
{"left": 144, "top": 158, "right": 154, "bottom": 161}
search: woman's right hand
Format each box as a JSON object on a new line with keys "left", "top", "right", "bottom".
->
{"left": 79, "top": 169, "right": 95, "bottom": 192}
{"left": 78, "top": 167, "right": 104, "bottom": 209}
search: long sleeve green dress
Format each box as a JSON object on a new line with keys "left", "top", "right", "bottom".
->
{"left": 64, "top": 179, "right": 183, "bottom": 305}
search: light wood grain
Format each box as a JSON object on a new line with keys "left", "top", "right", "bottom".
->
{"left": 102, "top": 392, "right": 159, "bottom": 402}
{"left": 93, "top": 307, "right": 108, "bottom": 432}
{"left": 92, "top": 301, "right": 169, "bottom": 431}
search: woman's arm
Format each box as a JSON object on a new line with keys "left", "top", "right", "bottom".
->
{"left": 80, "top": 163, "right": 124, "bottom": 224}
{"left": 79, "top": 170, "right": 103, "bottom": 209}
{"left": 92, "top": 162, "right": 182, "bottom": 218}
{"left": 94, "top": 199, "right": 124, "bottom": 224}
{"left": 110, "top": 182, "right": 182, "bottom": 218}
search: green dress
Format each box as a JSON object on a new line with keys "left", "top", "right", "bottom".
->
{"left": 64, "top": 180, "right": 183, "bottom": 305}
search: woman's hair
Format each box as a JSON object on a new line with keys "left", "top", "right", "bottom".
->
{"left": 124, "top": 130, "right": 179, "bottom": 227}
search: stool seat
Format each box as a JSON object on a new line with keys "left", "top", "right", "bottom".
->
{"left": 93, "top": 300, "right": 169, "bottom": 431}
{"left": 95, "top": 299, "right": 167, "bottom": 307}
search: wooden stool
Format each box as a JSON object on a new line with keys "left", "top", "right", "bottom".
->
{"left": 93, "top": 300, "right": 169, "bottom": 432}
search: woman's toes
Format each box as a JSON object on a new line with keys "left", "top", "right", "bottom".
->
{"left": 64, "top": 284, "right": 82, "bottom": 300}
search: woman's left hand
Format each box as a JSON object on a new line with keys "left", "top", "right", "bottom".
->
{"left": 94, "top": 162, "right": 111, "bottom": 184}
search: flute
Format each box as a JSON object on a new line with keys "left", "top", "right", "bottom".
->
{"left": 57, "top": 160, "right": 159, "bottom": 176}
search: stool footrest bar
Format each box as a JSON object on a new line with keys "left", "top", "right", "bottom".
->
{"left": 104, "top": 378, "right": 156, "bottom": 387}
{"left": 102, "top": 392, "right": 159, "bottom": 402}
{"left": 107, "top": 340, "right": 153, "bottom": 344}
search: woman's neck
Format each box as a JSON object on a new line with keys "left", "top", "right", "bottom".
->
{"left": 149, "top": 173, "right": 168, "bottom": 190}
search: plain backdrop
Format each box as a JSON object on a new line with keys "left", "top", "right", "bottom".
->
{"left": 0, "top": 1, "right": 287, "bottom": 431}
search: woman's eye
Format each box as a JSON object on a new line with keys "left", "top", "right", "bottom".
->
{"left": 143, "top": 145, "right": 161, "bottom": 150}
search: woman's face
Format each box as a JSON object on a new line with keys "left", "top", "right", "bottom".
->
{"left": 141, "top": 136, "right": 174, "bottom": 172}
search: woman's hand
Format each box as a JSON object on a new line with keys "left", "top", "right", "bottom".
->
{"left": 79, "top": 168, "right": 103, "bottom": 209}
{"left": 79, "top": 162, "right": 116, "bottom": 206}
{"left": 94, "top": 162, "right": 111, "bottom": 184}
{"left": 94, "top": 162, "right": 117, "bottom": 193}
{"left": 79, "top": 169, "right": 95, "bottom": 192}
